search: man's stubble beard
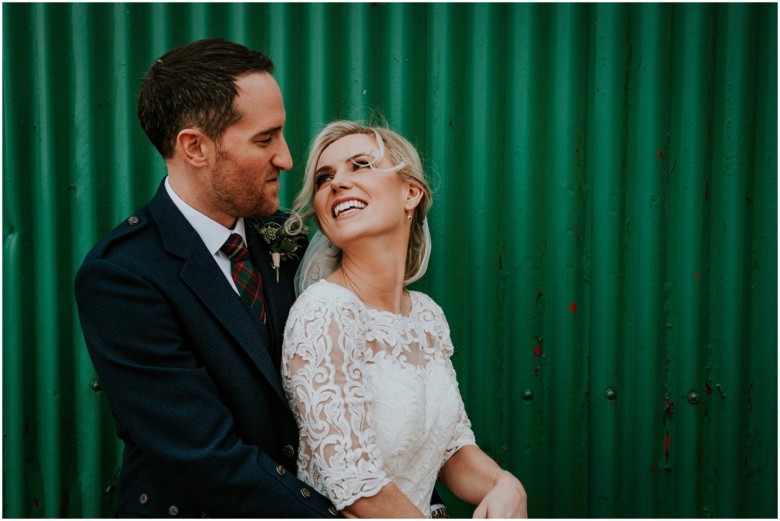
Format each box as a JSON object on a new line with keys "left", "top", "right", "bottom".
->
{"left": 211, "top": 155, "right": 280, "bottom": 219}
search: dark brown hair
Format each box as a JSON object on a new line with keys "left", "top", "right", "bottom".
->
{"left": 137, "top": 38, "right": 274, "bottom": 158}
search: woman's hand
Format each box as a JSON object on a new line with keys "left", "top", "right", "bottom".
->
{"left": 472, "top": 470, "right": 527, "bottom": 519}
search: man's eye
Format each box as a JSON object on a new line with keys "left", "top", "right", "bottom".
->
{"left": 256, "top": 136, "right": 272, "bottom": 145}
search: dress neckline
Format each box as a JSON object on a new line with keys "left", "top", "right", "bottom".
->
{"left": 317, "top": 279, "right": 415, "bottom": 319}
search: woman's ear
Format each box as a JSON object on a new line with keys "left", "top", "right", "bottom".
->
{"left": 175, "top": 129, "right": 213, "bottom": 168}
{"left": 404, "top": 182, "right": 424, "bottom": 211}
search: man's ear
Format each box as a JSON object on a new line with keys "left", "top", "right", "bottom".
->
{"left": 175, "top": 129, "right": 213, "bottom": 168}
{"left": 404, "top": 182, "right": 424, "bottom": 211}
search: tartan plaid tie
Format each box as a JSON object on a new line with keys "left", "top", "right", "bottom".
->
{"left": 220, "top": 233, "right": 267, "bottom": 324}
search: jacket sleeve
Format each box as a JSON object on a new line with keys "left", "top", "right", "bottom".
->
{"left": 75, "top": 256, "right": 337, "bottom": 518}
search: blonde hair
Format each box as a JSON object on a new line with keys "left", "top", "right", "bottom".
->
{"left": 286, "top": 120, "right": 432, "bottom": 281}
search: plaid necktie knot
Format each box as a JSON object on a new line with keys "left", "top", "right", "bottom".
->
{"left": 220, "top": 233, "right": 267, "bottom": 324}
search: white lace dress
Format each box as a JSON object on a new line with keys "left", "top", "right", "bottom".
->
{"left": 281, "top": 280, "right": 476, "bottom": 516}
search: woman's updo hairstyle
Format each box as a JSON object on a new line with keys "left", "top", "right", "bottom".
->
{"left": 286, "top": 120, "right": 432, "bottom": 282}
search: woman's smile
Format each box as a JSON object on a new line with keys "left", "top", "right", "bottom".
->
{"left": 332, "top": 198, "right": 368, "bottom": 218}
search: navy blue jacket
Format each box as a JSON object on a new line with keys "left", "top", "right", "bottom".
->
{"left": 75, "top": 180, "right": 337, "bottom": 518}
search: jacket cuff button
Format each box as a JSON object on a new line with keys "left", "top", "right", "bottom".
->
{"left": 282, "top": 444, "right": 295, "bottom": 458}
{"left": 328, "top": 506, "right": 339, "bottom": 516}
{"left": 139, "top": 493, "right": 149, "bottom": 505}
{"left": 300, "top": 488, "right": 311, "bottom": 499}
{"left": 276, "top": 464, "right": 286, "bottom": 476}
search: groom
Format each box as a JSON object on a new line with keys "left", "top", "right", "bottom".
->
{"left": 75, "top": 39, "right": 337, "bottom": 517}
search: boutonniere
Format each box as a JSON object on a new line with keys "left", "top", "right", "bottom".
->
{"left": 254, "top": 221, "right": 305, "bottom": 282}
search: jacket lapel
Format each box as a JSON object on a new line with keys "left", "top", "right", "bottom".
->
{"left": 245, "top": 217, "right": 298, "bottom": 361}
{"left": 149, "top": 182, "right": 287, "bottom": 401}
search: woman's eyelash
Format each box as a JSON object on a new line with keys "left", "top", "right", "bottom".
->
{"left": 351, "top": 156, "right": 373, "bottom": 169}
{"left": 315, "top": 154, "right": 375, "bottom": 189}
{"left": 314, "top": 172, "right": 332, "bottom": 188}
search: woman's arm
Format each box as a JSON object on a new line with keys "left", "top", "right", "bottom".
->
{"left": 439, "top": 445, "right": 527, "bottom": 518}
{"left": 340, "top": 483, "right": 425, "bottom": 518}
{"left": 283, "top": 290, "right": 426, "bottom": 517}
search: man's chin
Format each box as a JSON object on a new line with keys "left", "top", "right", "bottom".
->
{"left": 248, "top": 200, "right": 280, "bottom": 218}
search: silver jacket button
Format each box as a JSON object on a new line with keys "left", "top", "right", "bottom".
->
{"left": 282, "top": 444, "right": 295, "bottom": 458}
{"left": 168, "top": 505, "right": 179, "bottom": 516}
{"left": 276, "top": 464, "right": 286, "bottom": 476}
{"left": 300, "top": 488, "right": 312, "bottom": 499}
{"left": 139, "top": 493, "right": 149, "bottom": 505}
{"left": 127, "top": 216, "right": 139, "bottom": 225}
{"left": 328, "top": 506, "right": 339, "bottom": 516}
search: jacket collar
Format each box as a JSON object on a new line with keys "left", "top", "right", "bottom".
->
{"left": 148, "top": 180, "right": 287, "bottom": 401}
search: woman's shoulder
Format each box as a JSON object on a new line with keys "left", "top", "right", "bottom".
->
{"left": 409, "top": 290, "right": 445, "bottom": 316}
{"left": 293, "top": 279, "right": 362, "bottom": 312}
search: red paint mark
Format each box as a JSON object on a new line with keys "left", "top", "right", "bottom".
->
{"left": 533, "top": 338, "right": 543, "bottom": 356}
{"left": 570, "top": 302, "right": 577, "bottom": 314}
{"left": 695, "top": 271, "right": 700, "bottom": 282}
{"left": 705, "top": 382, "right": 712, "bottom": 395}
{"left": 536, "top": 290, "right": 543, "bottom": 301}
{"left": 657, "top": 150, "right": 663, "bottom": 160}
{"left": 534, "top": 366, "right": 542, "bottom": 374}
{"left": 34, "top": 499, "right": 40, "bottom": 509}
{"left": 664, "top": 431, "right": 671, "bottom": 459}
{"left": 663, "top": 397, "right": 676, "bottom": 422}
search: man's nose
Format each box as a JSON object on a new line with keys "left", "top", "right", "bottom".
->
{"left": 273, "top": 137, "right": 293, "bottom": 171}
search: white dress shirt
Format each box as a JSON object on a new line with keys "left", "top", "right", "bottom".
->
{"left": 165, "top": 177, "right": 244, "bottom": 294}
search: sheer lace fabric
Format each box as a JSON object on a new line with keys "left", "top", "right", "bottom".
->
{"left": 282, "top": 280, "right": 476, "bottom": 515}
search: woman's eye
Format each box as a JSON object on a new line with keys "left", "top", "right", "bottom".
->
{"left": 351, "top": 156, "right": 373, "bottom": 169}
{"left": 314, "top": 173, "right": 332, "bottom": 188}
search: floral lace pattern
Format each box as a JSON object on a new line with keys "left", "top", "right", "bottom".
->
{"left": 282, "top": 280, "right": 476, "bottom": 514}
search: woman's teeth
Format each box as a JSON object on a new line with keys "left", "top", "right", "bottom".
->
{"left": 333, "top": 200, "right": 366, "bottom": 217}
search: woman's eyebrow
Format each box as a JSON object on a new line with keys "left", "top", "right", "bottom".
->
{"left": 347, "top": 152, "right": 372, "bottom": 162}
{"left": 314, "top": 164, "right": 334, "bottom": 176}
{"left": 316, "top": 151, "right": 376, "bottom": 175}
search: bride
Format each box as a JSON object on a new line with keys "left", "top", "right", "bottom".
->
{"left": 281, "top": 121, "right": 527, "bottom": 518}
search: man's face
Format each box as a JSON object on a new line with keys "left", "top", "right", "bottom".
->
{"left": 204, "top": 72, "right": 292, "bottom": 225}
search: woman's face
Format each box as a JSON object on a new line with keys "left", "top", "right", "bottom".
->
{"left": 312, "top": 133, "right": 411, "bottom": 249}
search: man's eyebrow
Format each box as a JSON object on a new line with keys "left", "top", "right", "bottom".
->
{"left": 253, "top": 125, "right": 283, "bottom": 138}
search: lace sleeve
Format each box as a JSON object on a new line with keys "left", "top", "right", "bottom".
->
{"left": 282, "top": 287, "right": 392, "bottom": 510}
{"left": 433, "top": 302, "right": 478, "bottom": 461}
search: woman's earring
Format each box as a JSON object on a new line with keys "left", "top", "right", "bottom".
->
{"left": 407, "top": 211, "right": 413, "bottom": 223}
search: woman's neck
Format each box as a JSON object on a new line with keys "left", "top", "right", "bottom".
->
{"left": 328, "top": 240, "right": 408, "bottom": 315}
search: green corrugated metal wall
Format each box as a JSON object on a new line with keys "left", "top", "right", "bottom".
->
{"left": 3, "top": 2, "right": 777, "bottom": 518}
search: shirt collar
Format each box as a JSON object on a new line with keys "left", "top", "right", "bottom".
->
{"left": 165, "top": 177, "right": 247, "bottom": 254}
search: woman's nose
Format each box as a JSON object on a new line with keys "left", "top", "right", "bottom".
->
{"left": 330, "top": 168, "right": 352, "bottom": 190}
